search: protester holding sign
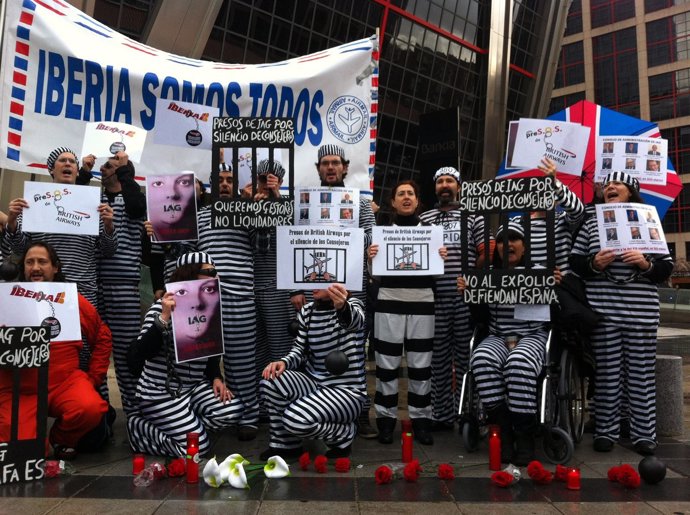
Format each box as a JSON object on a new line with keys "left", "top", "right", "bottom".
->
{"left": 419, "top": 167, "right": 491, "bottom": 431}
{"left": 260, "top": 283, "right": 367, "bottom": 460}
{"left": 127, "top": 252, "right": 242, "bottom": 458}
{"left": 368, "top": 180, "right": 447, "bottom": 446}
{"left": 458, "top": 222, "right": 560, "bottom": 466}
{"left": 0, "top": 242, "right": 112, "bottom": 460}
{"left": 570, "top": 171, "right": 673, "bottom": 456}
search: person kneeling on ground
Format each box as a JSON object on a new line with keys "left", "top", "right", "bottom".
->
{"left": 0, "top": 242, "right": 112, "bottom": 460}
{"left": 260, "top": 283, "right": 368, "bottom": 460}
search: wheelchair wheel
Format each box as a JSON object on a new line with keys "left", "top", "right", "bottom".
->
{"left": 558, "top": 350, "right": 587, "bottom": 444}
{"left": 461, "top": 420, "right": 480, "bottom": 452}
{"left": 542, "top": 425, "right": 574, "bottom": 465}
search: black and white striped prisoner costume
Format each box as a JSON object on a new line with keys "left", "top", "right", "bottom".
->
{"left": 570, "top": 217, "right": 673, "bottom": 446}
{"left": 419, "top": 208, "right": 487, "bottom": 425}
{"left": 127, "top": 302, "right": 243, "bottom": 457}
{"left": 260, "top": 298, "right": 367, "bottom": 450}
{"left": 4, "top": 212, "right": 117, "bottom": 370}
{"left": 470, "top": 300, "right": 548, "bottom": 414}
{"left": 511, "top": 184, "right": 584, "bottom": 275}
{"left": 373, "top": 216, "right": 435, "bottom": 423}
{"left": 99, "top": 182, "right": 145, "bottom": 419}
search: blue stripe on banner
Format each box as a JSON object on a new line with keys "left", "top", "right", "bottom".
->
{"left": 370, "top": 142, "right": 376, "bottom": 152}
{"left": 9, "top": 117, "right": 23, "bottom": 131}
{"left": 7, "top": 148, "right": 20, "bottom": 161}
{"left": 17, "top": 26, "right": 30, "bottom": 41}
{"left": 11, "top": 87, "right": 25, "bottom": 101}
{"left": 74, "top": 22, "right": 112, "bottom": 38}
{"left": 167, "top": 59, "right": 202, "bottom": 67}
{"left": 22, "top": 0, "right": 36, "bottom": 11}
{"left": 14, "top": 57, "right": 28, "bottom": 71}
{"left": 340, "top": 46, "right": 371, "bottom": 54}
{"left": 257, "top": 62, "right": 289, "bottom": 68}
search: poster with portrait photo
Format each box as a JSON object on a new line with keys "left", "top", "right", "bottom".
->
{"left": 596, "top": 203, "right": 669, "bottom": 254}
{"left": 22, "top": 182, "right": 101, "bottom": 236}
{"left": 371, "top": 226, "right": 444, "bottom": 276}
{"left": 152, "top": 99, "right": 220, "bottom": 151}
{"left": 166, "top": 278, "right": 224, "bottom": 363}
{"left": 276, "top": 226, "right": 364, "bottom": 290}
{"left": 0, "top": 282, "right": 80, "bottom": 342}
{"left": 595, "top": 136, "right": 668, "bottom": 185}
{"left": 294, "top": 187, "right": 360, "bottom": 227}
{"left": 146, "top": 172, "right": 198, "bottom": 243}
{"left": 81, "top": 121, "right": 147, "bottom": 162}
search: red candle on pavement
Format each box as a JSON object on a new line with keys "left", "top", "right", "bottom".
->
{"left": 566, "top": 468, "right": 581, "bottom": 490}
{"left": 488, "top": 425, "right": 501, "bottom": 471}
{"left": 132, "top": 454, "right": 145, "bottom": 475}
{"left": 186, "top": 432, "right": 200, "bottom": 484}
{"left": 402, "top": 430, "right": 413, "bottom": 462}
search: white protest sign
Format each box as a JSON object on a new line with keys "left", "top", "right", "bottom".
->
{"left": 1, "top": 2, "right": 377, "bottom": 192}
{"left": 146, "top": 172, "right": 198, "bottom": 243}
{"left": 22, "top": 182, "right": 101, "bottom": 236}
{"left": 276, "top": 226, "right": 364, "bottom": 290}
{"left": 81, "top": 121, "right": 147, "bottom": 162}
{"left": 596, "top": 203, "right": 669, "bottom": 254}
{"left": 294, "top": 187, "right": 360, "bottom": 227}
{"left": 595, "top": 136, "right": 667, "bottom": 185}
{"left": 371, "top": 226, "right": 444, "bottom": 276}
{"left": 510, "top": 119, "right": 590, "bottom": 175}
{"left": 152, "top": 99, "right": 219, "bottom": 151}
{"left": 0, "top": 283, "right": 80, "bottom": 342}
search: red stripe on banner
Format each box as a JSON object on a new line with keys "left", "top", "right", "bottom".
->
{"left": 53, "top": 0, "right": 72, "bottom": 7}
{"left": 369, "top": 155, "right": 375, "bottom": 164}
{"left": 372, "top": 76, "right": 379, "bottom": 87}
{"left": 10, "top": 101, "right": 24, "bottom": 116}
{"left": 13, "top": 71, "right": 27, "bottom": 86}
{"left": 33, "top": 0, "right": 66, "bottom": 15}
{"left": 297, "top": 54, "right": 329, "bottom": 63}
{"left": 28, "top": 163, "right": 48, "bottom": 169}
{"left": 15, "top": 41, "right": 29, "bottom": 56}
{"left": 370, "top": 129, "right": 377, "bottom": 138}
{"left": 371, "top": 104, "right": 378, "bottom": 114}
{"left": 122, "top": 43, "right": 157, "bottom": 56}
{"left": 19, "top": 12, "right": 34, "bottom": 25}
{"left": 8, "top": 132, "right": 21, "bottom": 146}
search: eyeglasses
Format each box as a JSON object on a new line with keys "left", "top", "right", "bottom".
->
{"left": 56, "top": 157, "right": 77, "bottom": 164}
{"left": 198, "top": 268, "right": 217, "bottom": 278}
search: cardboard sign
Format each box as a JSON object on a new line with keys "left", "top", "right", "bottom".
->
{"left": 294, "top": 187, "right": 360, "bottom": 227}
{"left": 595, "top": 136, "right": 667, "bottom": 185}
{"left": 152, "top": 99, "right": 219, "bottom": 150}
{"left": 22, "top": 182, "right": 101, "bottom": 236}
{"left": 166, "top": 278, "right": 224, "bottom": 363}
{"left": 0, "top": 327, "right": 50, "bottom": 369}
{"left": 371, "top": 226, "right": 444, "bottom": 276}
{"left": 146, "top": 172, "right": 199, "bottom": 243}
{"left": 462, "top": 269, "right": 558, "bottom": 305}
{"left": 596, "top": 203, "right": 669, "bottom": 254}
{"left": 460, "top": 177, "right": 556, "bottom": 212}
{"left": 276, "top": 226, "right": 364, "bottom": 290}
{"left": 81, "top": 121, "right": 147, "bottom": 162}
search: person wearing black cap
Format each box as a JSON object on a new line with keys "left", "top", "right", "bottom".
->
{"left": 126, "top": 252, "right": 243, "bottom": 457}
{"left": 419, "top": 166, "right": 491, "bottom": 431}
{"left": 570, "top": 171, "right": 673, "bottom": 456}
{"left": 458, "top": 221, "right": 559, "bottom": 465}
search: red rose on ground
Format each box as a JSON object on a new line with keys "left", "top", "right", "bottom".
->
{"left": 491, "top": 470, "right": 514, "bottom": 488}
{"left": 374, "top": 465, "right": 393, "bottom": 485}
{"left": 555, "top": 464, "right": 568, "bottom": 482}
{"left": 334, "top": 458, "right": 351, "bottom": 473}
{"left": 403, "top": 459, "right": 422, "bottom": 482}
{"left": 314, "top": 455, "right": 328, "bottom": 474}
{"left": 617, "top": 464, "right": 641, "bottom": 489}
{"left": 437, "top": 463, "right": 455, "bottom": 480}
{"left": 526, "top": 461, "right": 552, "bottom": 485}
{"left": 527, "top": 460, "right": 544, "bottom": 478}
{"left": 607, "top": 465, "right": 622, "bottom": 482}
{"left": 43, "top": 460, "right": 61, "bottom": 478}
{"left": 151, "top": 462, "right": 167, "bottom": 479}
{"left": 167, "top": 457, "right": 186, "bottom": 477}
{"left": 298, "top": 452, "right": 311, "bottom": 471}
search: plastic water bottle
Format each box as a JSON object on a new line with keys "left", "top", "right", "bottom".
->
{"left": 41, "top": 459, "right": 75, "bottom": 478}
{"left": 133, "top": 462, "right": 165, "bottom": 487}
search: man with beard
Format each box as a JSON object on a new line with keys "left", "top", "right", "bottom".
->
{"left": 419, "top": 167, "right": 489, "bottom": 430}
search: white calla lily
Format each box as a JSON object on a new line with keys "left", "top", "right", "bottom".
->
{"left": 264, "top": 455, "right": 290, "bottom": 478}
{"left": 202, "top": 457, "right": 223, "bottom": 488}
{"left": 228, "top": 461, "right": 249, "bottom": 489}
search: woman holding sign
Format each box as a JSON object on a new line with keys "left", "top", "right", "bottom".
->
{"left": 127, "top": 252, "right": 242, "bottom": 457}
{"left": 570, "top": 171, "right": 673, "bottom": 456}
{"left": 368, "top": 180, "right": 447, "bottom": 446}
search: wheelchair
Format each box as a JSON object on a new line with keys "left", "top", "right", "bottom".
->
{"left": 457, "top": 322, "right": 592, "bottom": 465}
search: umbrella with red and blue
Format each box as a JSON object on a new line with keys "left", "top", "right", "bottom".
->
{"left": 497, "top": 100, "right": 682, "bottom": 219}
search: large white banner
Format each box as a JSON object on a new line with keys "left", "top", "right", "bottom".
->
{"left": 0, "top": 1, "right": 378, "bottom": 194}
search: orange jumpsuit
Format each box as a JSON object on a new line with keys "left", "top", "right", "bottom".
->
{"left": 0, "top": 295, "right": 112, "bottom": 448}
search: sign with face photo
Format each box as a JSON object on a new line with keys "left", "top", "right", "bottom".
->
{"left": 146, "top": 172, "right": 199, "bottom": 243}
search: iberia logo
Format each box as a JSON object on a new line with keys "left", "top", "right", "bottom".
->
{"left": 10, "top": 285, "right": 66, "bottom": 304}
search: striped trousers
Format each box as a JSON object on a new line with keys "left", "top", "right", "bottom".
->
{"left": 261, "top": 371, "right": 365, "bottom": 449}
{"left": 431, "top": 295, "right": 473, "bottom": 424}
{"left": 374, "top": 312, "right": 434, "bottom": 420}
{"left": 100, "top": 282, "right": 141, "bottom": 418}
{"left": 470, "top": 331, "right": 547, "bottom": 414}
{"left": 221, "top": 294, "right": 259, "bottom": 427}
{"left": 589, "top": 322, "right": 657, "bottom": 445}
{"left": 127, "top": 381, "right": 244, "bottom": 457}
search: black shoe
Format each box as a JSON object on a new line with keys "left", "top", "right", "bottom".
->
{"left": 238, "top": 426, "right": 258, "bottom": 441}
{"left": 259, "top": 446, "right": 303, "bottom": 461}
{"left": 325, "top": 444, "right": 352, "bottom": 458}
{"left": 593, "top": 437, "right": 614, "bottom": 452}
{"left": 620, "top": 418, "right": 631, "bottom": 439}
{"left": 430, "top": 420, "right": 454, "bottom": 432}
{"left": 511, "top": 412, "right": 535, "bottom": 466}
{"left": 634, "top": 440, "right": 656, "bottom": 456}
{"left": 412, "top": 418, "right": 434, "bottom": 446}
{"left": 376, "top": 417, "right": 396, "bottom": 445}
{"left": 357, "top": 412, "right": 378, "bottom": 439}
